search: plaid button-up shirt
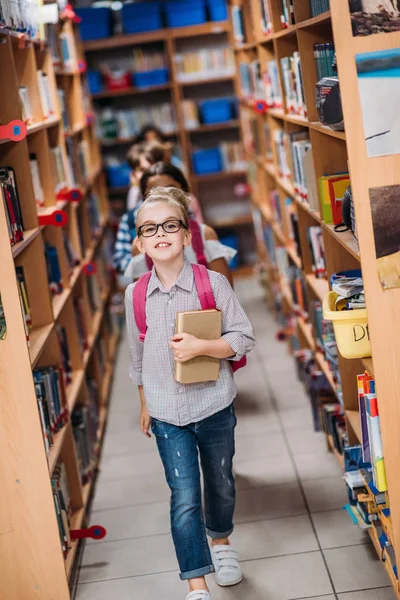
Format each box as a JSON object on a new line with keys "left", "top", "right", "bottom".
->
{"left": 125, "top": 259, "right": 255, "bottom": 426}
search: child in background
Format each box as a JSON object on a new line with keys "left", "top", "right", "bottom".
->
{"left": 125, "top": 186, "right": 255, "bottom": 600}
{"left": 126, "top": 140, "right": 166, "bottom": 210}
{"left": 134, "top": 124, "right": 187, "bottom": 174}
{"left": 124, "top": 162, "right": 235, "bottom": 285}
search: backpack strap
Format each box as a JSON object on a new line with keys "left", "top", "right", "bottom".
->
{"left": 132, "top": 271, "right": 152, "bottom": 342}
{"left": 189, "top": 219, "right": 207, "bottom": 267}
{"left": 192, "top": 263, "right": 216, "bottom": 310}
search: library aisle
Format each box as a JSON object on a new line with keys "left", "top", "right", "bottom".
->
{"left": 74, "top": 277, "right": 394, "bottom": 600}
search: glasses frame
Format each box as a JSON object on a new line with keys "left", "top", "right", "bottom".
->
{"left": 137, "top": 218, "right": 188, "bottom": 238}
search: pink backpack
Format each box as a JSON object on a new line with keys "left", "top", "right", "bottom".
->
{"left": 133, "top": 262, "right": 246, "bottom": 373}
{"left": 145, "top": 219, "right": 207, "bottom": 271}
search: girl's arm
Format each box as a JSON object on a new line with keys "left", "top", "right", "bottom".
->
{"left": 204, "top": 225, "right": 234, "bottom": 287}
{"left": 113, "top": 213, "right": 135, "bottom": 274}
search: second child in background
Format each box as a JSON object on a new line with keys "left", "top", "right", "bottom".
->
{"left": 134, "top": 124, "right": 187, "bottom": 175}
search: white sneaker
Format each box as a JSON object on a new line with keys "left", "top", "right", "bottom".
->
{"left": 185, "top": 592, "right": 211, "bottom": 600}
{"left": 211, "top": 544, "right": 243, "bottom": 587}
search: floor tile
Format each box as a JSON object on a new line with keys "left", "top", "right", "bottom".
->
{"left": 293, "top": 451, "right": 344, "bottom": 481}
{"left": 235, "top": 452, "right": 297, "bottom": 489}
{"left": 311, "top": 510, "right": 368, "bottom": 550}
{"left": 231, "top": 515, "right": 318, "bottom": 560}
{"left": 79, "top": 534, "right": 176, "bottom": 583}
{"left": 76, "top": 571, "right": 183, "bottom": 600}
{"left": 88, "top": 501, "right": 170, "bottom": 543}
{"left": 235, "top": 411, "right": 282, "bottom": 437}
{"left": 98, "top": 449, "right": 164, "bottom": 481}
{"left": 101, "top": 428, "right": 159, "bottom": 458}
{"left": 286, "top": 429, "right": 329, "bottom": 457}
{"left": 324, "top": 544, "right": 390, "bottom": 593}
{"left": 279, "top": 407, "right": 315, "bottom": 432}
{"left": 302, "top": 476, "right": 348, "bottom": 513}
{"left": 235, "top": 431, "right": 288, "bottom": 460}
{"left": 235, "top": 481, "right": 307, "bottom": 523}
{"left": 91, "top": 472, "right": 170, "bottom": 512}
{"left": 207, "top": 552, "right": 333, "bottom": 600}
{"left": 338, "top": 588, "right": 396, "bottom": 599}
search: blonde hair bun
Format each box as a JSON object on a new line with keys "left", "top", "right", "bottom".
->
{"left": 137, "top": 186, "right": 191, "bottom": 227}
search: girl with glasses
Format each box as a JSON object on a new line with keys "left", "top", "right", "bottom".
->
{"left": 125, "top": 186, "right": 255, "bottom": 600}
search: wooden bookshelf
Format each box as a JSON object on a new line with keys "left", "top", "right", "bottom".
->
{"left": 0, "top": 14, "right": 120, "bottom": 600}
{"left": 83, "top": 17, "right": 254, "bottom": 269}
{"left": 234, "top": 1, "right": 400, "bottom": 596}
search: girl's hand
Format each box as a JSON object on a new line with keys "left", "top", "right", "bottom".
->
{"left": 169, "top": 333, "right": 203, "bottom": 363}
{"left": 140, "top": 404, "right": 151, "bottom": 438}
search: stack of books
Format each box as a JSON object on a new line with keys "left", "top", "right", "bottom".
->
{"left": 1, "top": 166, "right": 24, "bottom": 245}
{"left": 175, "top": 48, "right": 235, "bottom": 83}
{"left": 73, "top": 297, "right": 89, "bottom": 354}
{"left": 331, "top": 270, "right": 365, "bottom": 310}
{"left": 33, "top": 366, "right": 69, "bottom": 454}
{"left": 72, "top": 396, "right": 99, "bottom": 484}
{"left": 16, "top": 266, "right": 32, "bottom": 345}
{"left": 52, "top": 461, "right": 72, "bottom": 559}
{"left": 314, "top": 43, "right": 336, "bottom": 81}
{"left": 44, "top": 242, "right": 63, "bottom": 295}
{"left": 231, "top": 5, "right": 246, "bottom": 44}
{"left": 263, "top": 60, "right": 282, "bottom": 108}
{"left": 56, "top": 324, "right": 73, "bottom": 384}
{"left": 260, "top": 0, "right": 273, "bottom": 35}
{"left": 132, "top": 49, "right": 167, "bottom": 72}
{"left": 308, "top": 225, "right": 326, "bottom": 278}
{"left": 182, "top": 100, "right": 200, "bottom": 129}
{"left": 281, "top": 52, "right": 306, "bottom": 116}
{"left": 280, "top": 0, "right": 295, "bottom": 28}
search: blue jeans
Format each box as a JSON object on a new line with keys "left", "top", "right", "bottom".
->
{"left": 151, "top": 404, "right": 237, "bottom": 581}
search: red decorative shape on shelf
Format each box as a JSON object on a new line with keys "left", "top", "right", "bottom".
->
{"left": 234, "top": 182, "right": 250, "bottom": 197}
{"left": 86, "top": 112, "right": 95, "bottom": 126}
{"left": 0, "top": 120, "right": 27, "bottom": 142}
{"left": 254, "top": 100, "right": 268, "bottom": 114}
{"left": 70, "top": 525, "right": 107, "bottom": 541}
{"left": 83, "top": 261, "right": 97, "bottom": 275}
{"left": 38, "top": 209, "right": 68, "bottom": 227}
{"left": 57, "top": 188, "right": 82, "bottom": 203}
{"left": 62, "top": 3, "right": 82, "bottom": 23}
{"left": 78, "top": 59, "right": 87, "bottom": 74}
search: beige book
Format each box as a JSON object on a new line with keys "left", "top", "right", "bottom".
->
{"left": 174, "top": 309, "right": 222, "bottom": 384}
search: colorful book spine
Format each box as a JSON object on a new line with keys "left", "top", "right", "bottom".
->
{"left": 365, "top": 390, "right": 388, "bottom": 492}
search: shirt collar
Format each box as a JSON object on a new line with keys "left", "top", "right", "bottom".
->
{"left": 147, "top": 258, "right": 194, "bottom": 296}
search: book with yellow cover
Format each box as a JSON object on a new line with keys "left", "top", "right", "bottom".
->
{"left": 174, "top": 309, "right": 222, "bottom": 384}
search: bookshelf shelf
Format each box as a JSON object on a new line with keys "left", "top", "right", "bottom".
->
{"left": 179, "top": 74, "right": 236, "bottom": 87}
{"left": 237, "top": 1, "right": 400, "bottom": 594}
{"left": 91, "top": 83, "right": 171, "bottom": 100}
{"left": 0, "top": 15, "right": 120, "bottom": 598}
{"left": 209, "top": 214, "right": 253, "bottom": 228}
{"left": 100, "top": 131, "right": 178, "bottom": 146}
{"left": 188, "top": 120, "right": 240, "bottom": 134}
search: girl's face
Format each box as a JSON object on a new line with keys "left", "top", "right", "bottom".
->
{"left": 146, "top": 174, "right": 182, "bottom": 193}
{"left": 135, "top": 202, "right": 191, "bottom": 264}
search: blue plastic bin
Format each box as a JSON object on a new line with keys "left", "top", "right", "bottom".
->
{"left": 121, "top": 2, "right": 163, "bottom": 34}
{"left": 75, "top": 7, "right": 112, "bottom": 41}
{"left": 87, "top": 71, "right": 103, "bottom": 95}
{"left": 192, "top": 148, "right": 223, "bottom": 175}
{"left": 133, "top": 68, "right": 169, "bottom": 89}
{"left": 219, "top": 233, "right": 239, "bottom": 269}
{"left": 199, "top": 98, "right": 235, "bottom": 124}
{"left": 106, "top": 164, "right": 131, "bottom": 188}
{"left": 207, "top": 0, "right": 228, "bottom": 21}
{"left": 165, "top": 0, "right": 207, "bottom": 28}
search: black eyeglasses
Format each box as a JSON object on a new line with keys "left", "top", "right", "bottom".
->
{"left": 137, "top": 219, "right": 188, "bottom": 238}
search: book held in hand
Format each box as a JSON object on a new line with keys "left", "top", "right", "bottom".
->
{"left": 174, "top": 309, "right": 222, "bottom": 384}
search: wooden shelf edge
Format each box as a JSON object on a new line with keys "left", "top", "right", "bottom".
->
{"left": 362, "top": 358, "right": 374, "bottom": 377}
{"left": 322, "top": 223, "right": 360, "bottom": 262}
{"left": 12, "top": 228, "right": 41, "bottom": 258}
{"left": 27, "top": 116, "right": 60, "bottom": 135}
{"left": 92, "top": 83, "right": 171, "bottom": 100}
{"left": 315, "top": 351, "right": 336, "bottom": 394}
{"left": 187, "top": 120, "right": 240, "bottom": 134}
{"left": 306, "top": 273, "right": 329, "bottom": 301}
{"left": 30, "top": 323, "right": 55, "bottom": 367}
{"left": 298, "top": 317, "right": 315, "bottom": 351}
{"left": 192, "top": 170, "right": 247, "bottom": 183}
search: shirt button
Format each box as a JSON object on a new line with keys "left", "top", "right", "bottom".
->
{"left": 179, "top": 388, "right": 183, "bottom": 394}
{"left": 171, "top": 323, "right": 174, "bottom": 327}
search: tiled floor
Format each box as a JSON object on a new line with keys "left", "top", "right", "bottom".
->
{"left": 74, "top": 278, "right": 395, "bottom": 600}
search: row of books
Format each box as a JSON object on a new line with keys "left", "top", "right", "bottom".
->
{"left": 45, "top": 243, "right": 63, "bottom": 296}
{"left": 308, "top": 225, "right": 326, "bottom": 278}
{"left": 19, "top": 71, "right": 55, "bottom": 125}
{"left": 270, "top": 191, "right": 301, "bottom": 256}
{"left": 1, "top": 166, "right": 24, "bottom": 246}
{"left": 175, "top": 48, "right": 235, "bottom": 83}
{"left": 280, "top": 0, "right": 295, "bottom": 28}
{"left": 17, "top": 266, "right": 32, "bottom": 345}
{"left": 72, "top": 391, "right": 99, "bottom": 484}
{"left": 231, "top": 5, "right": 246, "bottom": 44}
{"left": 314, "top": 43, "right": 336, "bottom": 81}
{"left": 239, "top": 60, "right": 264, "bottom": 100}
{"left": 0, "top": 0, "right": 40, "bottom": 38}
{"left": 52, "top": 461, "right": 72, "bottom": 559}
{"left": 34, "top": 365, "right": 69, "bottom": 454}
{"left": 309, "top": 0, "right": 330, "bottom": 17}
{"left": 281, "top": 52, "right": 306, "bottom": 117}
{"left": 47, "top": 24, "right": 79, "bottom": 72}
{"left": 220, "top": 141, "right": 247, "bottom": 173}
{"left": 98, "top": 103, "right": 177, "bottom": 140}
{"left": 132, "top": 49, "right": 167, "bottom": 72}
